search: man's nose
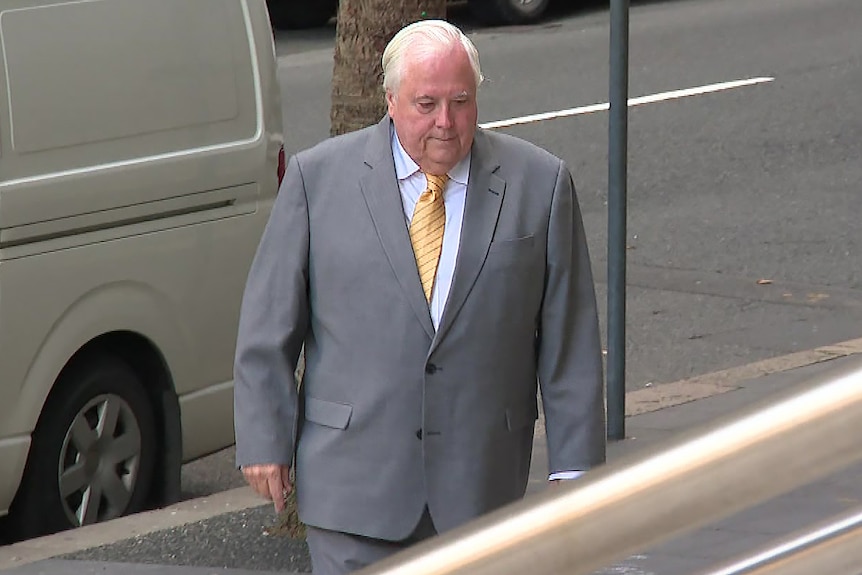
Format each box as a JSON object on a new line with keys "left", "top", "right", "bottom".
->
{"left": 435, "top": 104, "right": 453, "bottom": 129}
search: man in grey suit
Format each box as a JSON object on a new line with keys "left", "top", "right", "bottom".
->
{"left": 234, "top": 19, "right": 605, "bottom": 575}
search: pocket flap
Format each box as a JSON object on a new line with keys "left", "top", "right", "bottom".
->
{"left": 488, "top": 235, "right": 535, "bottom": 254}
{"left": 305, "top": 397, "right": 353, "bottom": 430}
{"left": 505, "top": 401, "right": 539, "bottom": 431}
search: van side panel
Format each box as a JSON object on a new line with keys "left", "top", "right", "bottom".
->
{"left": 4, "top": 1, "right": 241, "bottom": 155}
{"left": 0, "top": 0, "right": 283, "bottom": 516}
{"left": 0, "top": 202, "right": 266, "bottom": 449}
{"left": 0, "top": 0, "right": 260, "bottom": 229}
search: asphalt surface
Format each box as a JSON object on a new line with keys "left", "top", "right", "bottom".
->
{"left": 60, "top": 505, "right": 309, "bottom": 573}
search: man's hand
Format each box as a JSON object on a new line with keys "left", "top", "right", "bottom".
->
{"left": 242, "top": 463, "right": 293, "bottom": 512}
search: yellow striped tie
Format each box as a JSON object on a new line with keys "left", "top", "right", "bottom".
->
{"left": 409, "top": 173, "right": 448, "bottom": 302}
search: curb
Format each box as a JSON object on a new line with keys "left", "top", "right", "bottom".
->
{"left": 0, "top": 488, "right": 265, "bottom": 571}
{"left": 624, "top": 337, "right": 862, "bottom": 415}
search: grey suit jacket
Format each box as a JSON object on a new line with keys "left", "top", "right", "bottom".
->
{"left": 234, "top": 116, "right": 605, "bottom": 541}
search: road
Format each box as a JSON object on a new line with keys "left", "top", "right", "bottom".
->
{"left": 181, "top": 0, "right": 862, "bottom": 499}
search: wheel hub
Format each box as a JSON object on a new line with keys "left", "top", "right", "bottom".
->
{"left": 59, "top": 394, "right": 142, "bottom": 526}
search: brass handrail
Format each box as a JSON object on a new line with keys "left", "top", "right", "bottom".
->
{"left": 359, "top": 359, "right": 862, "bottom": 575}
{"left": 697, "top": 508, "right": 862, "bottom": 575}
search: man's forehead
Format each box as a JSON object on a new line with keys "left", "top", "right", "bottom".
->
{"left": 400, "top": 60, "right": 475, "bottom": 94}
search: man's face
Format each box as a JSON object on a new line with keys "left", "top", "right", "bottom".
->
{"left": 387, "top": 44, "right": 478, "bottom": 176}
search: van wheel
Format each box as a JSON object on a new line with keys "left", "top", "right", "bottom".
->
{"left": 469, "top": 0, "right": 551, "bottom": 25}
{"left": 9, "top": 357, "right": 156, "bottom": 538}
{"left": 267, "top": 0, "right": 337, "bottom": 29}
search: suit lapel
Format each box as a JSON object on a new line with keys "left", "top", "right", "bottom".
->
{"left": 359, "top": 117, "right": 435, "bottom": 339}
{"left": 432, "top": 130, "right": 505, "bottom": 350}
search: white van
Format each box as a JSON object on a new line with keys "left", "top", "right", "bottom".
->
{"left": 0, "top": 0, "right": 283, "bottom": 538}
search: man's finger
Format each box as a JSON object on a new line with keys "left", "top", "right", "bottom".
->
{"left": 242, "top": 464, "right": 285, "bottom": 502}
{"left": 241, "top": 470, "right": 267, "bottom": 499}
{"left": 267, "top": 472, "right": 287, "bottom": 513}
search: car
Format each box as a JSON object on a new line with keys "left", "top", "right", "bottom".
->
{"left": 0, "top": 0, "right": 283, "bottom": 540}
{"left": 266, "top": 0, "right": 552, "bottom": 29}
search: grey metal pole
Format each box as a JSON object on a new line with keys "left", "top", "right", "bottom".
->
{"left": 607, "top": 0, "right": 630, "bottom": 441}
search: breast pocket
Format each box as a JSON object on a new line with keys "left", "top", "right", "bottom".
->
{"left": 486, "top": 235, "right": 537, "bottom": 267}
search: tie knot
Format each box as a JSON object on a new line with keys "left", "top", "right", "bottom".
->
{"left": 424, "top": 173, "right": 448, "bottom": 198}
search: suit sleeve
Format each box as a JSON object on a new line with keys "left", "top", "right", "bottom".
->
{"left": 233, "top": 154, "right": 310, "bottom": 468}
{"left": 537, "top": 160, "right": 606, "bottom": 474}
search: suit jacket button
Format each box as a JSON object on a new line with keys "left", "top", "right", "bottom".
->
{"left": 416, "top": 429, "right": 423, "bottom": 440}
{"left": 425, "top": 363, "right": 437, "bottom": 375}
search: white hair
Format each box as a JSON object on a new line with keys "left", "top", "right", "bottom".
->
{"left": 382, "top": 19, "right": 484, "bottom": 94}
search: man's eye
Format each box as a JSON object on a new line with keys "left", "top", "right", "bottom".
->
{"left": 417, "top": 102, "right": 435, "bottom": 112}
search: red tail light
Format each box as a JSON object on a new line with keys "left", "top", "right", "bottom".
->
{"left": 277, "top": 146, "right": 286, "bottom": 188}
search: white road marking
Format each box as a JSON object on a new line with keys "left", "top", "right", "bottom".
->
{"left": 479, "top": 77, "right": 775, "bottom": 129}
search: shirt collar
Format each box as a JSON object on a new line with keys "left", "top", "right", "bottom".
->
{"left": 391, "top": 125, "right": 471, "bottom": 186}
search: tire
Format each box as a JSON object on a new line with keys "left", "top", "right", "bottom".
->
{"left": 469, "top": 0, "right": 551, "bottom": 25}
{"left": 8, "top": 356, "right": 156, "bottom": 539}
{"left": 267, "top": 0, "right": 337, "bottom": 29}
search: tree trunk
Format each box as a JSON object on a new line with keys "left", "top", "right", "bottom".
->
{"left": 330, "top": 0, "right": 447, "bottom": 136}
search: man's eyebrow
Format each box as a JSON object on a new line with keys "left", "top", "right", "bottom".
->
{"left": 414, "top": 90, "right": 472, "bottom": 100}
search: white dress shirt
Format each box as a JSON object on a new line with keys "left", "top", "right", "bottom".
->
{"left": 391, "top": 130, "right": 582, "bottom": 483}
{"left": 391, "top": 131, "right": 468, "bottom": 331}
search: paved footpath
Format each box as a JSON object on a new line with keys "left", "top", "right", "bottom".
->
{"left": 2, "top": 349, "right": 861, "bottom": 575}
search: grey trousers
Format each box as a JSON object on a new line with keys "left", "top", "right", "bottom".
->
{"left": 305, "top": 508, "right": 437, "bottom": 575}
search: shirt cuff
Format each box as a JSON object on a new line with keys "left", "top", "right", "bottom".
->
{"left": 548, "top": 470, "right": 584, "bottom": 481}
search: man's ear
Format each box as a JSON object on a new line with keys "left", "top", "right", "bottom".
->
{"left": 385, "top": 91, "right": 396, "bottom": 116}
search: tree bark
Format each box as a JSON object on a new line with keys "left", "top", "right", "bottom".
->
{"left": 330, "top": 0, "right": 447, "bottom": 136}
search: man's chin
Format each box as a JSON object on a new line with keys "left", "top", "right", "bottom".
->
{"left": 427, "top": 148, "right": 462, "bottom": 166}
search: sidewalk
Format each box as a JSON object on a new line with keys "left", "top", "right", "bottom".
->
{"left": 2, "top": 354, "right": 861, "bottom": 575}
